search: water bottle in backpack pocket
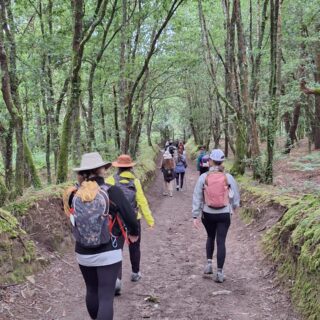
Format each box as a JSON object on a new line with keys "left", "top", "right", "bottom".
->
{"left": 72, "top": 182, "right": 111, "bottom": 248}
{"left": 203, "top": 172, "right": 229, "bottom": 209}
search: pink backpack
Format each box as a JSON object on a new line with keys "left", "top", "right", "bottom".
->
{"left": 204, "top": 172, "right": 229, "bottom": 209}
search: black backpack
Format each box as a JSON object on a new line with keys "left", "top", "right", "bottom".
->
{"left": 114, "top": 174, "right": 138, "bottom": 214}
{"left": 163, "top": 168, "right": 175, "bottom": 182}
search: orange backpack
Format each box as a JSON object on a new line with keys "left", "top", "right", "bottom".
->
{"left": 204, "top": 172, "right": 229, "bottom": 209}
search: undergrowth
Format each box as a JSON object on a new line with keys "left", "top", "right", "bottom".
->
{"left": 240, "top": 178, "right": 320, "bottom": 320}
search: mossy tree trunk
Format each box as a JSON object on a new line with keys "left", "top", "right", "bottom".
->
{"left": 57, "top": 0, "right": 108, "bottom": 183}
{"left": 264, "top": 0, "right": 282, "bottom": 184}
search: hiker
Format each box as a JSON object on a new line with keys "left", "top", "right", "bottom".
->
{"left": 165, "top": 139, "right": 177, "bottom": 157}
{"left": 175, "top": 148, "right": 187, "bottom": 191}
{"left": 63, "top": 152, "right": 139, "bottom": 320}
{"left": 197, "top": 146, "right": 210, "bottom": 175}
{"left": 106, "top": 155, "right": 155, "bottom": 294}
{"left": 192, "top": 149, "right": 240, "bottom": 283}
{"left": 161, "top": 151, "right": 176, "bottom": 197}
{"left": 178, "top": 140, "right": 185, "bottom": 152}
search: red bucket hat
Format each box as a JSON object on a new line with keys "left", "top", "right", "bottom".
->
{"left": 112, "top": 154, "right": 136, "bottom": 168}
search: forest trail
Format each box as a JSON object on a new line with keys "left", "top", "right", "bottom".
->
{"left": 1, "top": 161, "right": 300, "bottom": 320}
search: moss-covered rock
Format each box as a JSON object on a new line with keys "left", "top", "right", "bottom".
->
{"left": 240, "top": 180, "right": 320, "bottom": 320}
{"left": 0, "top": 208, "right": 39, "bottom": 285}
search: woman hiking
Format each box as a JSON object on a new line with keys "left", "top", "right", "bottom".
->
{"left": 106, "top": 155, "right": 155, "bottom": 293}
{"left": 192, "top": 149, "right": 240, "bottom": 283}
{"left": 175, "top": 148, "right": 187, "bottom": 191}
{"left": 161, "top": 151, "right": 176, "bottom": 197}
{"left": 63, "top": 152, "right": 139, "bottom": 320}
{"left": 197, "top": 146, "right": 210, "bottom": 176}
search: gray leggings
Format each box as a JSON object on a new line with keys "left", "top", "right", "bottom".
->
{"left": 79, "top": 262, "right": 121, "bottom": 320}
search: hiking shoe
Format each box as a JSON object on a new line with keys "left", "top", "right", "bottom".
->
{"left": 203, "top": 263, "right": 213, "bottom": 275}
{"left": 214, "top": 271, "right": 225, "bottom": 283}
{"left": 131, "top": 272, "right": 142, "bottom": 282}
{"left": 115, "top": 278, "right": 122, "bottom": 296}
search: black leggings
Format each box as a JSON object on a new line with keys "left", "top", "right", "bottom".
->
{"left": 118, "top": 220, "right": 141, "bottom": 279}
{"left": 79, "top": 262, "right": 121, "bottom": 320}
{"left": 201, "top": 212, "right": 231, "bottom": 269}
{"left": 175, "top": 172, "right": 185, "bottom": 188}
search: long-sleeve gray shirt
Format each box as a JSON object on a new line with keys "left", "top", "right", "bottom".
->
{"left": 192, "top": 169, "right": 240, "bottom": 218}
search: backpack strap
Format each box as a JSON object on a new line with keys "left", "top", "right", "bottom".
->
{"left": 108, "top": 214, "right": 129, "bottom": 245}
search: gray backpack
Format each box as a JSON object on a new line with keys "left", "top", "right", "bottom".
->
{"left": 72, "top": 184, "right": 110, "bottom": 248}
{"left": 114, "top": 174, "right": 138, "bottom": 213}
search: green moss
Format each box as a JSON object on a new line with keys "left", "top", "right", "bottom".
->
{"left": 4, "top": 183, "right": 70, "bottom": 216}
{"left": 0, "top": 208, "right": 39, "bottom": 285}
{"left": 246, "top": 191, "right": 320, "bottom": 320}
{"left": 0, "top": 208, "right": 19, "bottom": 236}
{"left": 0, "top": 178, "right": 8, "bottom": 206}
{"left": 132, "top": 142, "right": 159, "bottom": 186}
{"left": 185, "top": 138, "right": 200, "bottom": 160}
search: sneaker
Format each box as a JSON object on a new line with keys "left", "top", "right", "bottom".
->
{"left": 131, "top": 272, "right": 142, "bottom": 282}
{"left": 176, "top": 186, "right": 179, "bottom": 191}
{"left": 115, "top": 278, "right": 122, "bottom": 296}
{"left": 169, "top": 192, "right": 173, "bottom": 197}
{"left": 180, "top": 188, "right": 183, "bottom": 192}
{"left": 203, "top": 263, "right": 213, "bottom": 275}
{"left": 214, "top": 270, "right": 225, "bottom": 283}
{"left": 163, "top": 192, "right": 168, "bottom": 196}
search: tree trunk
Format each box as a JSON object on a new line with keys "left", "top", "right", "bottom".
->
{"left": 314, "top": 24, "right": 320, "bottom": 149}
{"left": 99, "top": 87, "right": 107, "bottom": 148}
{"left": 265, "top": 0, "right": 282, "bottom": 184}
{"left": 113, "top": 85, "right": 121, "bottom": 151}
{"left": 57, "top": 0, "right": 108, "bottom": 182}
{"left": 146, "top": 99, "right": 154, "bottom": 147}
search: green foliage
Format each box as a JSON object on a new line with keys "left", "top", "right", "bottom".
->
{"left": 133, "top": 142, "right": 160, "bottom": 185}
{"left": 185, "top": 138, "right": 200, "bottom": 160}
{"left": 240, "top": 178, "right": 320, "bottom": 320}
{"left": 0, "top": 178, "right": 8, "bottom": 206}
{"left": 4, "top": 183, "right": 70, "bottom": 216}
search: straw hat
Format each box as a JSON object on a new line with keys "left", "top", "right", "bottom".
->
{"left": 73, "top": 152, "right": 112, "bottom": 172}
{"left": 112, "top": 154, "right": 136, "bottom": 168}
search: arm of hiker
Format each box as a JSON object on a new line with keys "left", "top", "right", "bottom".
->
{"left": 134, "top": 179, "right": 155, "bottom": 227}
{"left": 108, "top": 186, "right": 139, "bottom": 237}
{"left": 192, "top": 175, "right": 205, "bottom": 227}
{"left": 227, "top": 174, "right": 240, "bottom": 211}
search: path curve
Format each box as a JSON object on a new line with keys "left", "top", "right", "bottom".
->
{"left": 0, "top": 160, "right": 299, "bottom": 320}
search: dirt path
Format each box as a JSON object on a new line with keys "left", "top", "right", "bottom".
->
{"left": 0, "top": 161, "right": 300, "bottom": 320}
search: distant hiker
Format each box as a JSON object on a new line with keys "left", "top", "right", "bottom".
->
{"left": 165, "top": 139, "right": 177, "bottom": 158}
{"left": 161, "top": 151, "right": 176, "bottom": 197}
{"left": 175, "top": 148, "right": 187, "bottom": 191}
{"left": 106, "top": 155, "right": 155, "bottom": 294}
{"left": 192, "top": 149, "right": 240, "bottom": 283}
{"left": 63, "top": 152, "right": 139, "bottom": 320}
{"left": 178, "top": 141, "right": 185, "bottom": 154}
{"left": 197, "top": 146, "right": 209, "bottom": 175}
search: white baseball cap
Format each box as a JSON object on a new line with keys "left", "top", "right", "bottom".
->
{"left": 209, "top": 149, "right": 225, "bottom": 162}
